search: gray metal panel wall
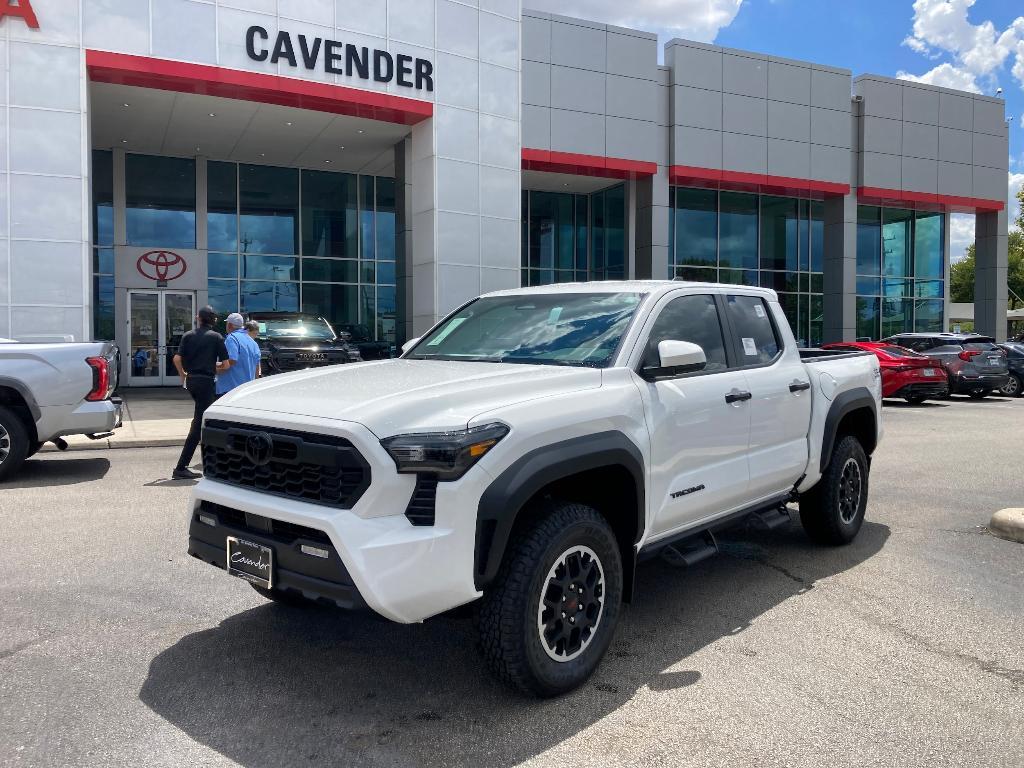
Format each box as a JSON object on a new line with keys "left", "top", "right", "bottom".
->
{"left": 520, "top": 10, "right": 660, "bottom": 163}
{"left": 665, "top": 39, "right": 852, "bottom": 184}
{"left": 853, "top": 75, "right": 1007, "bottom": 202}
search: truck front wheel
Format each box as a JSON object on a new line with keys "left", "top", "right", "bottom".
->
{"left": 476, "top": 502, "right": 623, "bottom": 697}
{"left": 0, "top": 406, "right": 30, "bottom": 482}
{"left": 799, "top": 435, "right": 869, "bottom": 545}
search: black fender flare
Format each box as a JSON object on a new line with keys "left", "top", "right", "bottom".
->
{"left": 0, "top": 376, "right": 41, "bottom": 421}
{"left": 474, "top": 431, "right": 645, "bottom": 591}
{"left": 820, "top": 387, "right": 877, "bottom": 473}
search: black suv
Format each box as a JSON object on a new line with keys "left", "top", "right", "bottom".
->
{"left": 882, "top": 333, "right": 1009, "bottom": 398}
{"left": 336, "top": 323, "right": 392, "bottom": 361}
{"left": 996, "top": 342, "right": 1024, "bottom": 396}
{"left": 246, "top": 313, "right": 361, "bottom": 375}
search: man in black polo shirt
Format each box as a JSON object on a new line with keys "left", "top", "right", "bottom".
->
{"left": 171, "top": 305, "right": 231, "bottom": 480}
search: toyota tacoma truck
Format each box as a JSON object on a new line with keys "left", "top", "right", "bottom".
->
{"left": 0, "top": 339, "right": 121, "bottom": 481}
{"left": 187, "top": 281, "right": 882, "bottom": 696}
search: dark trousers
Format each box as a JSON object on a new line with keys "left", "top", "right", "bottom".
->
{"left": 176, "top": 375, "right": 217, "bottom": 471}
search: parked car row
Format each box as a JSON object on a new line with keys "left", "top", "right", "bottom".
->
{"left": 823, "top": 332, "right": 1022, "bottom": 404}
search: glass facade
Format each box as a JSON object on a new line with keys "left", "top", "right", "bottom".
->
{"left": 670, "top": 188, "right": 824, "bottom": 347}
{"left": 521, "top": 184, "right": 625, "bottom": 286}
{"left": 206, "top": 162, "right": 396, "bottom": 343}
{"left": 855, "top": 206, "right": 944, "bottom": 339}
{"left": 91, "top": 150, "right": 115, "bottom": 340}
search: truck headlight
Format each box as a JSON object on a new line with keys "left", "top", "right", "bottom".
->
{"left": 380, "top": 423, "right": 509, "bottom": 480}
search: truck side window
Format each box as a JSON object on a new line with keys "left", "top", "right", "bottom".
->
{"left": 642, "top": 294, "right": 728, "bottom": 373}
{"left": 724, "top": 295, "right": 781, "bottom": 364}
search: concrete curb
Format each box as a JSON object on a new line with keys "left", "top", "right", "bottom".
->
{"left": 989, "top": 508, "right": 1024, "bottom": 544}
{"left": 39, "top": 436, "right": 185, "bottom": 452}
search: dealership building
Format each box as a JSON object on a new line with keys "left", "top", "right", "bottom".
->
{"left": 0, "top": 0, "right": 1010, "bottom": 384}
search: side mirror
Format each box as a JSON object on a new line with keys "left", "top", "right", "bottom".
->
{"left": 642, "top": 340, "right": 706, "bottom": 380}
{"left": 401, "top": 337, "right": 420, "bottom": 355}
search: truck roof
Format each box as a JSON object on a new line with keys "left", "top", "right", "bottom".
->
{"left": 481, "top": 280, "right": 779, "bottom": 301}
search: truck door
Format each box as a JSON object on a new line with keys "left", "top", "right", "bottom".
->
{"left": 635, "top": 292, "right": 752, "bottom": 539}
{"left": 720, "top": 294, "right": 811, "bottom": 499}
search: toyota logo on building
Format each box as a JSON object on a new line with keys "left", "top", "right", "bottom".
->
{"left": 137, "top": 250, "right": 187, "bottom": 283}
{"left": 244, "top": 433, "right": 274, "bottom": 466}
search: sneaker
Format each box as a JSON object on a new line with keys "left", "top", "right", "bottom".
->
{"left": 171, "top": 467, "right": 201, "bottom": 480}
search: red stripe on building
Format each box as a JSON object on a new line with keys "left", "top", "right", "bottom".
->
{"left": 670, "top": 165, "right": 850, "bottom": 197}
{"left": 522, "top": 149, "right": 656, "bottom": 179}
{"left": 85, "top": 50, "right": 433, "bottom": 126}
{"left": 857, "top": 186, "right": 1004, "bottom": 214}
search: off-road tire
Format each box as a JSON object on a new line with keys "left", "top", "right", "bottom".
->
{"left": 0, "top": 406, "right": 30, "bottom": 482}
{"left": 250, "top": 583, "right": 314, "bottom": 606}
{"left": 476, "top": 502, "right": 623, "bottom": 697}
{"left": 799, "top": 435, "right": 869, "bottom": 545}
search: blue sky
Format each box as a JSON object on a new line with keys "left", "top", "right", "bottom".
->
{"left": 528, "top": 0, "right": 1024, "bottom": 259}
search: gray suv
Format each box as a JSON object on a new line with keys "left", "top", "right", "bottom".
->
{"left": 881, "top": 333, "right": 1009, "bottom": 399}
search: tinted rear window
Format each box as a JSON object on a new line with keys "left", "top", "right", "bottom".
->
{"left": 877, "top": 345, "right": 923, "bottom": 357}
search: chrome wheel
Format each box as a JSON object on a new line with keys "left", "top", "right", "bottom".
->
{"left": 0, "top": 423, "right": 10, "bottom": 465}
{"left": 536, "top": 545, "right": 605, "bottom": 663}
{"left": 1000, "top": 375, "right": 1020, "bottom": 396}
{"left": 838, "top": 457, "right": 862, "bottom": 524}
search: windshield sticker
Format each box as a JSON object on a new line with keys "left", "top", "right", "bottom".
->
{"left": 547, "top": 307, "right": 563, "bottom": 324}
{"left": 258, "top": 322, "right": 267, "bottom": 334}
{"left": 427, "top": 317, "right": 467, "bottom": 346}
{"left": 742, "top": 337, "right": 758, "bottom": 356}
{"left": 754, "top": 304, "right": 765, "bottom": 318}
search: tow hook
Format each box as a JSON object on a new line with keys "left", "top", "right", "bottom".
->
{"left": 52, "top": 437, "right": 69, "bottom": 451}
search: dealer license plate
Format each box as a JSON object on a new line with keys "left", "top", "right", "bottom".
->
{"left": 226, "top": 537, "right": 273, "bottom": 589}
{"left": 922, "top": 368, "right": 936, "bottom": 376}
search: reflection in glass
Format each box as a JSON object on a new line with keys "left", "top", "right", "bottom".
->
{"left": 882, "top": 208, "right": 913, "bottom": 278}
{"left": 207, "top": 161, "right": 238, "bottom": 251}
{"left": 376, "top": 178, "right": 396, "bottom": 263}
{"left": 914, "top": 298, "right": 944, "bottom": 332}
{"left": 882, "top": 297, "right": 911, "bottom": 337}
{"left": 301, "top": 169, "right": 357, "bottom": 257}
{"left": 810, "top": 201, "right": 824, "bottom": 273}
{"left": 125, "top": 154, "right": 196, "bottom": 248}
{"left": 241, "top": 280, "right": 299, "bottom": 312}
{"left": 760, "top": 196, "right": 799, "bottom": 271}
{"left": 673, "top": 187, "right": 717, "bottom": 267}
{"left": 93, "top": 247, "right": 114, "bottom": 275}
{"left": 92, "top": 150, "right": 114, "bottom": 247}
{"left": 302, "top": 258, "right": 358, "bottom": 283}
{"left": 92, "top": 275, "right": 115, "bottom": 341}
{"left": 857, "top": 296, "right": 880, "bottom": 340}
{"left": 856, "top": 205, "right": 880, "bottom": 276}
{"left": 208, "top": 252, "right": 238, "bottom": 279}
{"left": 915, "top": 280, "right": 943, "bottom": 298}
{"left": 129, "top": 292, "right": 160, "bottom": 378}
{"left": 359, "top": 175, "right": 375, "bottom": 261}
{"left": 302, "top": 283, "right": 358, "bottom": 326}
{"left": 240, "top": 164, "right": 298, "bottom": 254}
{"left": 914, "top": 211, "right": 943, "bottom": 279}
{"left": 207, "top": 279, "right": 238, "bottom": 317}
{"left": 719, "top": 269, "right": 758, "bottom": 286}
{"left": 242, "top": 255, "right": 298, "bottom": 281}
{"left": 719, "top": 192, "right": 758, "bottom": 270}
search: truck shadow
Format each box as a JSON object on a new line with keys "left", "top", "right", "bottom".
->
{"left": 8, "top": 456, "right": 111, "bottom": 487}
{"left": 140, "top": 520, "right": 889, "bottom": 767}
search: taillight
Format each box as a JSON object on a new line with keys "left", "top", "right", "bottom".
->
{"left": 85, "top": 356, "right": 111, "bottom": 401}
{"left": 958, "top": 349, "right": 981, "bottom": 362}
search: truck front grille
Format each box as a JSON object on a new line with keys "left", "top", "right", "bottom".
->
{"left": 201, "top": 420, "right": 370, "bottom": 509}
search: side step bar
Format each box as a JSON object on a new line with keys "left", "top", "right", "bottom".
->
{"left": 661, "top": 530, "right": 718, "bottom": 568}
{"left": 750, "top": 505, "right": 793, "bottom": 531}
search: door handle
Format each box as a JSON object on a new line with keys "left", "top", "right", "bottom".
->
{"left": 724, "top": 390, "right": 752, "bottom": 403}
{"left": 789, "top": 380, "right": 811, "bottom": 392}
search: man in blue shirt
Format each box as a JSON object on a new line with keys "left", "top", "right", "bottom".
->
{"left": 216, "top": 313, "right": 261, "bottom": 396}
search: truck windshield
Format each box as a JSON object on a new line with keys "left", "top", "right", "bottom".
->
{"left": 256, "top": 317, "right": 335, "bottom": 341}
{"left": 407, "top": 292, "right": 645, "bottom": 367}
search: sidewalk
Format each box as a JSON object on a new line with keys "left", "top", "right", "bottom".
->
{"left": 42, "top": 387, "right": 192, "bottom": 451}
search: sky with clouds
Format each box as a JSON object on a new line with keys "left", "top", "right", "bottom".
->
{"left": 528, "top": 0, "right": 1023, "bottom": 262}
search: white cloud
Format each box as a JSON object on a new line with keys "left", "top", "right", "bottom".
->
{"left": 896, "top": 62, "right": 981, "bottom": 93}
{"left": 525, "top": 0, "right": 743, "bottom": 44}
{"left": 949, "top": 213, "right": 975, "bottom": 262}
{"left": 1010, "top": 171, "right": 1024, "bottom": 230}
{"left": 898, "top": 0, "right": 1024, "bottom": 91}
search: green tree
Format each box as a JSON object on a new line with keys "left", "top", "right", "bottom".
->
{"left": 950, "top": 185, "right": 1024, "bottom": 309}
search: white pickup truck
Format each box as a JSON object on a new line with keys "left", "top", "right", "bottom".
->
{"left": 0, "top": 340, "right": 122, "bottom": 480}
{"left": 187, "top": 281, "right": 881, "bottom": 696}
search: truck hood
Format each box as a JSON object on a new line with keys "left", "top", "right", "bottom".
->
{"left": 212, "top": 359, "right": 603, "bottom": 436}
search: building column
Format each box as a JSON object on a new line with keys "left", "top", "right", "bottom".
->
{"left": 636, "top": 166, "right": 670, "bottom": 280}
{"left": 975, "top": 208, "right": 1008, "bottom": 341}
{"left": 394, "top": 137, "right": 414, "bottom": 346}
{"left": 822, "top": 191, "right": 857, "bottom": 342}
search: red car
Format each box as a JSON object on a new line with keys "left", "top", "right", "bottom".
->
{"left": 821, "top": 342, "right": 949, "bottom": 404}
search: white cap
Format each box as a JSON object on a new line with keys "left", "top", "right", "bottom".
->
{"left": 225, "top": 312, "right": 244, "bottom": 328}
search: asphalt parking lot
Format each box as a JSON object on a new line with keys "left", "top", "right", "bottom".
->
{"left": 1, "top": 394, "right": 1023, "bottom": 768}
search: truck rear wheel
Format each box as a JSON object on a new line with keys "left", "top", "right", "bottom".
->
{"left": 476, "top": 502, "right": 623, "bottom": 697}
{"left": 0, "top": 406, "right": 30, "bottom": 482}
{"left": 799, "top": 435, "right": 869, "bottom": 545}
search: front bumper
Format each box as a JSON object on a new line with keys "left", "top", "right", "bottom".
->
{"left": 890, "top": 381, "right": 949, "bottom": 399}
{"left": 951, "top": 372, "right": 1010, "bottom": 393}
{"left": 187, "top": 408, "right": 487, "bottom": 623}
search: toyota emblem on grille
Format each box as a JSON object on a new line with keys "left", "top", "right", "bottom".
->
{"left": 245, "top": 433, "right": 274, "bottom": 466}
{"left": 136, "top": 250, "right": 187, "bottom": 283}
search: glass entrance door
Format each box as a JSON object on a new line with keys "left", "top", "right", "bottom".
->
{"left": 127, "top": 290, "right": 196, "bottom": 386}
